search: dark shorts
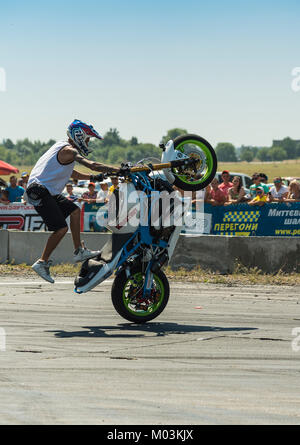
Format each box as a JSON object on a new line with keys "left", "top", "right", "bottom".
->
{"left": 27, "top": 183, "right": 79, "bottom": 232}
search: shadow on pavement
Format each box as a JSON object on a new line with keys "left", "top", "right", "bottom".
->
{"left": 47, "top": 322, "right": 257, "bottom": 338}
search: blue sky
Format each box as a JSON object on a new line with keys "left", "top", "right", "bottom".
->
{"left": 0, "top": 0, "right": 300, "bottom": 147}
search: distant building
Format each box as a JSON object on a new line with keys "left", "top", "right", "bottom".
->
{"left": 273, "top": 138, "right": 300, "bottom": 146}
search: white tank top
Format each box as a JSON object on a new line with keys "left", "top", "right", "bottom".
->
{"left": 28, "top": 141, "right": 75, "bottom": 195}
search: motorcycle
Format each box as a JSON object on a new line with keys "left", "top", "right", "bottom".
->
{"left": 74, "top": 134, "right": 217, "bottom": 323}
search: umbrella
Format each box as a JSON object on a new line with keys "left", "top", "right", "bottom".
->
{"left": 0, "top": 160, "right": 19, "bottom": 175}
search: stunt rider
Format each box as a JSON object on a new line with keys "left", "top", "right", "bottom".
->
{"left": 26, "top": 119, "right": 119, "bottom": 283}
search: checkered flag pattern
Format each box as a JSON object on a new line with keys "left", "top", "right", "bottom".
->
{"left": 223, "top": 210, "right": 260, "bottom": 223}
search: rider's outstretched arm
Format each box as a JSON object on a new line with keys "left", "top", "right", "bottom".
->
{"left": 58, "top": 146, "right": 119, "bottom": 173}
{"left": 73, "top": 151, "right": 118, "bottom": 173}
{"left": 71, "top": 170, "right": 92, "bottom": 181}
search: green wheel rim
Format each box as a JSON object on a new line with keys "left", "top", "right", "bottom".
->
{"left": 122, "top": 272, "right": 165, "bottom": 317}
{"left": 174, "top": 139, "right": 214, "bottom": 185}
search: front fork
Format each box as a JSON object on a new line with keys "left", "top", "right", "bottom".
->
{"left": 123, "top": 262, "right": 154, "bottom": 298}
{"left": 143, "top": 251, "right": 169, "bottom": 297}
{"left": 143, "top": 265, "right": 154, "bottom": 298}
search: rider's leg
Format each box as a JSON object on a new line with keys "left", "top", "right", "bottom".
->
{"left": 67, "top": 204, "right": 101, "bottom": 262}
{"left": 32, "top": 225, "right": 68, "bottom": 283}
{"left": 40, "top": 226, "right": 68, "bottom": 262}
{"left": 34, "top": 193, "right": 100, "bottom": 265}
{"left": 69, "top": 206, "right": 81, "bottom": 251}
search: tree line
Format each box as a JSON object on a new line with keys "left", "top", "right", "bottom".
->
{"left": 216, "top": 138, "right": 300, "bottom": 162}
{"left": 0, "top": 129, "right": 299, "bottom": 166}
{"left": 0, "top": 128, "right": 186, "bottom": 167}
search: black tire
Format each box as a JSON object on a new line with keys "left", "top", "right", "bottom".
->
{"left": 172, "top": 133, "right": 217, "bottom": 191}
{"left": 111, "top": 265, "right": 170, "bottom": 323}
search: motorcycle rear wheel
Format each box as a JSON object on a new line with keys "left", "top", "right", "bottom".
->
{"left": 172, "top": 133, "right": 217, "bottom": 191}
{"left": 111, "top": 265, "right": 169, "bottom": 323}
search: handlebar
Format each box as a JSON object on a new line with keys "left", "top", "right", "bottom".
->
{"left": 118, "top": 157, "right": 198, "bottom": 176}
{"left": 94, "top": 158, "right": 198, "bottom": 182}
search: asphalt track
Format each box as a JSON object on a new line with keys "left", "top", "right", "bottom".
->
{"left": 0, "top": 277, "right": 300, "bottom": 425}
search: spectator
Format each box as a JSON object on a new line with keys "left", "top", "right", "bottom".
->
{"left": 259, "top": 173, "right": 268, "bottom": 184}
{"left": 5, "top": 175, "right": 25, "bottom": 203}
{"left": 259, "top": 173, "right": 272, "bottom": 192}
{"left": 109, "top": 176, "right": 119, "bottom": 194}
{"left": 268, "top": 177, "right": 289, "bottom": 202}
{"left": 96, "top": 181, "right": 109, "bottom": 204}
{"left": 79, "top": 182, "right": 98, "bottom": 204}
{"left": 204, "top": 185, "right": 211, "bottom": 203}
{"left": 106, "top": 175, "right": 120, "bottom": 202}
{"left": 0, "top": 190, "right": 10, "bottom": 205}
{"left": 248, "top": 186, "right": 267, "bottom": 206}
{"left": 72, "top": 178, "right": 78, "bottom": 186}
{"left": 20, "top": 172, "right": 29, "bottom": 190}
{"left": 0, "top": 179, "right": 7, "bottom": 200}
{"left": 218, "top": 170, "right": 233, "bottom": 197}
{"left": 65, "top": 183, "right": 79, "bottom": 202}
{"left": 249, "top": 173, "right": 269, "bottom": 198}
{"left": 205, "top": 178, "right": 227, "bottom": 206}
{"left": 227, "top": 176, "right": 246, "bottom": 204}
{"left": 286, "top": 179, "right": 300, "bottom": 202}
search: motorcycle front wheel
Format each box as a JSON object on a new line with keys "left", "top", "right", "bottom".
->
{"left": 111, "top": 265, "right": 169, "bottom": 323}
{"left": 172, "top": 133, "right": 217, "bottom": 191}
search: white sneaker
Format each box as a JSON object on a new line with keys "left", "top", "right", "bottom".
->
{"left": 73, "top": 244, "right": 101, "bottom": 263}
{"left": 32, "top": 260, "right": 55, "bottom": 283}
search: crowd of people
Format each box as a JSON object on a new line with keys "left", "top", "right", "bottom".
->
{"left": 1, "top": 170, "right": 300, "bottom": 208}
{"left": 63, "top": 176, "right": 119, "bottom": 206}
{"left": 204, "top": 170, "right": 300, "bottom": 206}
{"left": 0, "top": 172, "right": 29, "bottom": 204}
{"left": 0, "top": 172, "right": 121, "bottom": 206}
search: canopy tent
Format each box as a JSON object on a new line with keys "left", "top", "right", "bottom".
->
{"left": 0, "top": 160, "right": 19, "bottom": 176}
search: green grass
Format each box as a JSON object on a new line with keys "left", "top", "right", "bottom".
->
{"left": 164, "top": 265, "right": 300, "bottom": 286}
{"left": 0, "top": 262, "right": 80, "bottom": 277}
{"left": 218, "top": 160, "right": 300, "bottom": 179}
{"left": 1, "top": 263, "right": 299, "bottom": 286}
{"left": 2, "top": 160, "right": 300, "bottom": 181}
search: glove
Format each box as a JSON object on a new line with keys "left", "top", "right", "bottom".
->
{"left": 118, "top": 164, "right": 131, "bottom": 177}
{"left": 90, "top": 174, "right": 104, "bottom": 182}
